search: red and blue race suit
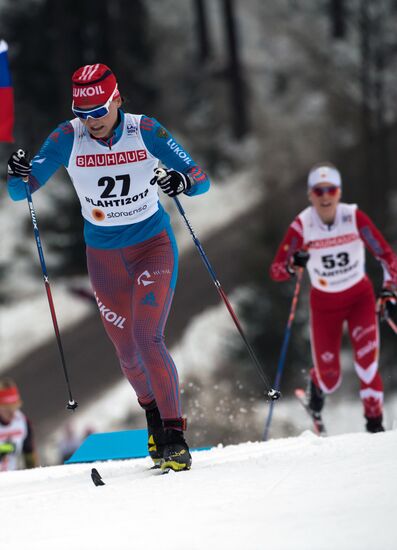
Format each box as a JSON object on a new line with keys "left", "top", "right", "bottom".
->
{"left": 8, "top": 112, "right": 210, "bottom": 422}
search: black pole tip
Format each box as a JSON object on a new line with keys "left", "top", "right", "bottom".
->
{"left": 91, "top": 468, "right": 105, "bottom": 486}
{"left": 268, "top": 389, "right": 281, "bottom": 401}
{"left": 66, "top": 400, "right": 78, "bottom": 411}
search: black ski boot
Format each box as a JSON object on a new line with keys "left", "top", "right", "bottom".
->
{"left": 161, "top": 419, "right": 192, "bottom": 472}
{"left": 142, "top": 400, "right": 165, "bottom": 467}
{"left": 365, "top": 415, "right": 385, "bottom": 433}
{"left": 308, "top": 379, "right": 325, "bottom": 414}
{"left": 306, "top": 380, "right": 326, "bottom": 435}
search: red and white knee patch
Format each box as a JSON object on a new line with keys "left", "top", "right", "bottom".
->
{"left": 354, "top": 359, "right": 378, "bottom": 385}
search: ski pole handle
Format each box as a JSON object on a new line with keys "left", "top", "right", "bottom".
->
{"left": 155, "top": 167, "right": 167, "bottom": 178}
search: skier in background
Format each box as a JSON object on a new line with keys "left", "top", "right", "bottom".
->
{"left": 270, "top": 162, "right": 397, "bottom": 433}
{"left": 0, "top": 378, "right": 38, "bottom": 471}
{"left": 6, "top": 63, "right": 211, "bottom": 472}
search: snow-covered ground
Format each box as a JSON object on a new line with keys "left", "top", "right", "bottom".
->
{"left": 1, "top": 430, "right": 396, "bottom": 550}
{"left": 0, "top": 282, "right": 94, "bottom": 373}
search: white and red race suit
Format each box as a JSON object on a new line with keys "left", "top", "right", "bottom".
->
{"left": 0, "top": 411, "right": 35, "bottom": 472}
{"left": 270, "top": 203, "right": 397, "bottom": 419}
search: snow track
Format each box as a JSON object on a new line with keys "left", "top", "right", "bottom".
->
{"left": 1, "top": 430, "right": 396, "bottom": 550}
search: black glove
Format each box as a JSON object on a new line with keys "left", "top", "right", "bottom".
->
{"left": 377, "top": 288, "right": 397, "bottom": 320}
{"left": 7, "top": 149, "right": 32, "bottom": 178}
{"left": 287, "top": 250, "right": 310, "bottom": 275}
{"left": 153, "top": 168, "right": 191, "bottom": 197}
{"left": 0, "top": 441, "right": 16, "bottom": 460}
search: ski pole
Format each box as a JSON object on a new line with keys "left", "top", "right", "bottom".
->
{"left": 263, "top": 267, "right": 304, "bottom": 440}
{"left": 170, "top": 190, "right": 280, "bottom": 401}
{"left": 385, "top": 313, "right": 397, "bottom": 335}
{"left": 377, "top": 294, "right": 397, "bottom": 335}
{"left": 20, "top": 154, "right": 78, "bottom": 411}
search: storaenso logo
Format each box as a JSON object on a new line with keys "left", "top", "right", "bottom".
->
{"left": 107, "top": 205, "right": 147, "bottom": 218}
{"left": 94, "top": 292, "right": 126, "bottom": 329}
{"left": 73, "top": 85, "right": 105, "bottom": 98}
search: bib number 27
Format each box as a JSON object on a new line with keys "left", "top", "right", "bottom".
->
{"left": 98, "top": 174, "right": 131, "bottom": 198}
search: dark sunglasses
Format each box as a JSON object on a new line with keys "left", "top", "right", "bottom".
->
{"left": 72, "top": 86, "right": 118, "bottom": 120}
{"left": 312, "top": 186, "right": 339, "bottom": 197}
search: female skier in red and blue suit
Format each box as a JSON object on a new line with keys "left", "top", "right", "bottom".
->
{"left": 7, "top": 63, "right": 210, "bottom": 471}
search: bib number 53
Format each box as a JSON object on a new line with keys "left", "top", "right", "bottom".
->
{"left": 321, "top": 252, "right": 349, "bottom": 269}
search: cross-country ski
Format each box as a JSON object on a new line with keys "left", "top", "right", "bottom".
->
{"left": 294, "top": 388, "right": 327, "bottom": 436}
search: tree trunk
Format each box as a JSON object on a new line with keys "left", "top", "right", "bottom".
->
{"left": 221, "top": 0, "right": 249, "bottom": 139}
{"left": 330, "top": 0, "right": 346, "bottom": 39}
{"left": 193, "top": 0, "right": 212, "bottom": 63}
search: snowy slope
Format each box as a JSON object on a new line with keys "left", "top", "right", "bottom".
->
{"left": 1, "top": 431, "right": 396, "bottom": 550}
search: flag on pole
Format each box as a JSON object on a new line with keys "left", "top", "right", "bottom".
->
{"left": 0, "top": 40, "right": 15, "bottom": 142}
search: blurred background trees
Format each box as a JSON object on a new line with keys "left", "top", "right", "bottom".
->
{"left": 1, "top": 0, "right": 396, "bottom": 450}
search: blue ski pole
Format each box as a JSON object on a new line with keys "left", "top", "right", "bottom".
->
{"left": 263, "top": 267, "right": 303, "bottom": 440}
{"left": 18, "top": 150, "right": 78, "bottom": 411}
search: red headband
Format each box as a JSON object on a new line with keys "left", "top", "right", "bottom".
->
{"left": 0, "top": 385, "right": 21, "bottom": 405}
{"left": 72, "top": 63, "right": 120, "bottom": 108}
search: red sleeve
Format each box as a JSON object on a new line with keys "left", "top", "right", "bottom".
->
{"left": 269, "top": 217, "right": 304, "bottom": 281}
{"left": 356, "top": 209, "right": 397, "bottom": 287}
